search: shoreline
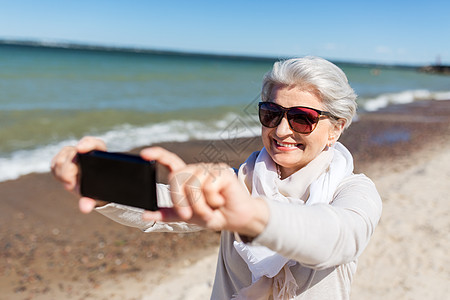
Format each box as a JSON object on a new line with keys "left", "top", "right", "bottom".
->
{"left": 1, "top": 99, "right": 449, "bottom": 299}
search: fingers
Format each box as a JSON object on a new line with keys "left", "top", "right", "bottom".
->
{"left": 168, "top": 166, "right": 209, "bottom": 220}
{"left": 141, "top": 146, "right": 191, "bottom": 219}
{"left": 141, "top": 164, "right": 216, "bottom": 224}
{"left": 201, "top": 164, "right": 233, "bottom": 208}
{"left": 51, "top": 136, "right": 107, "bottom": 192}
{"left": 143, "top": 162, "right": 264, "bottom": 235}
{"left": 140, "top": 147, "right": 186, "bottom": 173}
{"left": 79, "top": 197, "right": 97, "bottom": 214}
{"left": 168, "top": 164, "right": 230, "bottom": 224}
{"left": 76, "top": 136, "right": 107, "bottom": 153}
{"left": 51, "top": 146, "right": 79, "bottom": 191}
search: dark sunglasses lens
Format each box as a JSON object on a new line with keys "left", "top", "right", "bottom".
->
{"left": 287, "top": 108, "right": 320, "bottom": 133}
{"left": 259, "top": 103, "right": 283, "bottom": 128}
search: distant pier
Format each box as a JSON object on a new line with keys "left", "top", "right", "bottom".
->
{"left": 419, "top": 65, "right": 450, "bottom": 75}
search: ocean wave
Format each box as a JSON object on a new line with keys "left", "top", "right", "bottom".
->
{"left": 361, "top": 90, "right": 450, "bottom": 112}
{"left": 0, "top": 114, "right": 261, "bottom": 182}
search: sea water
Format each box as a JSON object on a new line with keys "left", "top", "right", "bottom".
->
{"left": 1, "top": 43, "right": 450, "bottom": 181}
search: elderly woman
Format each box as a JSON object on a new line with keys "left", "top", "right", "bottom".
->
{"left": 52, "top": 56, "right": 382, "bottom": 299}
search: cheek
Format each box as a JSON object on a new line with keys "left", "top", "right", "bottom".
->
{"left": 308, "top": 125, "right": 333, "bottom": 149}
{"left": 262, "top": 127, "right": 279, "bottom": 153}
{"left": 261, "top": 127, "right": 272, "bottom": 143}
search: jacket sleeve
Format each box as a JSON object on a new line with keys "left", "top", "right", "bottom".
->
{"left": 95, "top": 183, "right": 204, "bottom": 233}
{"left": 251, "top": 174, "right": 382, "bottom": 269}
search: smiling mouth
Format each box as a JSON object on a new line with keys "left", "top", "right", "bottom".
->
{"left": 274, "top": 139, "right": 302, "bottom": 149}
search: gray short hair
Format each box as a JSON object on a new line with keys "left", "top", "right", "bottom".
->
{"left": 261, "top": 56, "right": 357, "bottom": 129}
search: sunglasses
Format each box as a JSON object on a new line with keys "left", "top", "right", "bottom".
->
{"left": 258, "top": 102, "right": 334, "bottom": 134}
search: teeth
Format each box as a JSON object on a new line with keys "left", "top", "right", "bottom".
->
{"left": 276, "top": 140, "right": 298, "bottom": 148}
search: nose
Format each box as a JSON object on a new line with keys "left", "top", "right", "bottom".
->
{"left": 275, "top": 114, "right": 293, "bottom": 136}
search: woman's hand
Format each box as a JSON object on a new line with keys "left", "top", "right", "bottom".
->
{"left": 50, "top": 136, "right": 107, "bottom": 213}
{"left": 141, "top": 147, "right": 269, "bottom": 237}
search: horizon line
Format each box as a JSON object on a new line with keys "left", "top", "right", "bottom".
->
{"left": 0, "top": 38, "right": 422, "bottom": 69}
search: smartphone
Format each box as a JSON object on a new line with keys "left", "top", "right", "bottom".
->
{"left": 77, "top": 150, "right": 158, "bottom": 211}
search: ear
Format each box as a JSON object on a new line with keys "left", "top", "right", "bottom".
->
{"left": 327, "top": 119, "right": 346, "bottom": 147}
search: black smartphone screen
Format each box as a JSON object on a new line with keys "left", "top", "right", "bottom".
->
{"left": 77, "top": 150, "right": 158, "bottom": 211}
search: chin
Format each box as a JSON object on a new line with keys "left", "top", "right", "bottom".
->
{"left": 271, "top": 152, "right": 306, "bottom": 170}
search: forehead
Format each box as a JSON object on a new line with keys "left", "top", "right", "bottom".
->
{"left": 269, "top": 85, "right": 324, "bottom": 110}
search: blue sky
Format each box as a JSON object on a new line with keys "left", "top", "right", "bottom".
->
{"left": 0, "top": 0, "right": 449, "bottom": 65}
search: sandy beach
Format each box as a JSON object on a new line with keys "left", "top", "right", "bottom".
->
{"left": 1, "top": 99, "right": 449, "bottom": 299}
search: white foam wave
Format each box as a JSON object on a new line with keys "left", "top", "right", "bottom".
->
{"left": 0, "top": 139, "right": 79, "bottom": 182}
{"left": 362, "top": 89, "right": 450, "bottom": 112}
{"left": 0, "top": 114, "right": 261, "bottom": 182}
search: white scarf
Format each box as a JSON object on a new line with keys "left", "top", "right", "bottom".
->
{"left": 232, "top": 142, "right": 354, "bottom": 299}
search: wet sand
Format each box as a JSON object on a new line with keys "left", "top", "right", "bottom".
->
{"left": 1, "top": 100, "right": 449, "bottom": 299}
